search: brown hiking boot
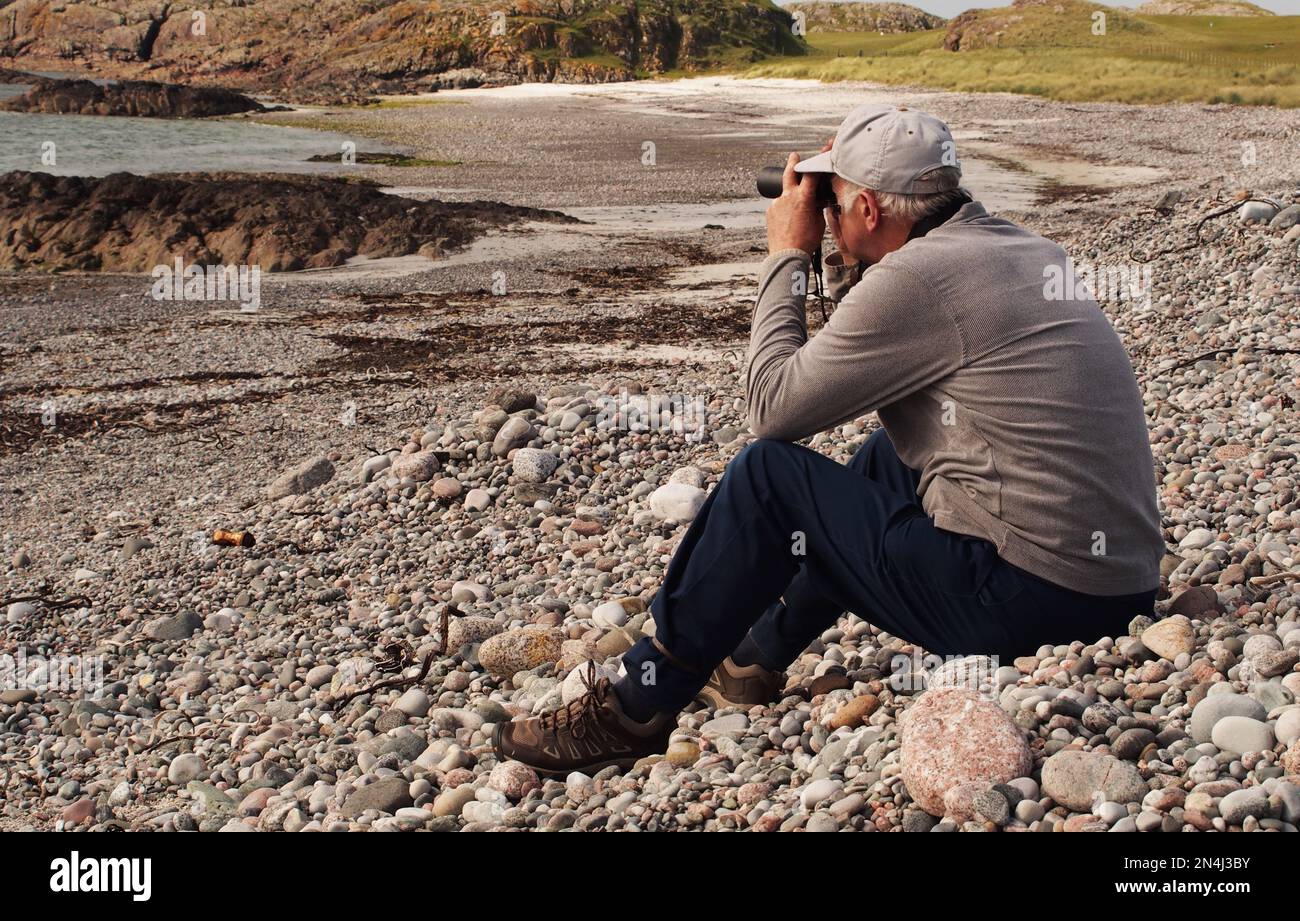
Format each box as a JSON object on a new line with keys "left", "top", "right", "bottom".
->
{"left": 492, "top": 671, "right": 673, "bottom": 776}
{"left": 695, "top": 656, "right": 785, "bottom": 709}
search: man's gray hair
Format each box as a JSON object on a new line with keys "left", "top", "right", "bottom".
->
{"left": 837, "top": 167, "right": 965, "bottom": 223}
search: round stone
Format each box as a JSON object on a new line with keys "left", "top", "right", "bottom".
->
{"left": 443, "top": 670, "right": 472, "bottom": 692}
{"left": 648, "top": 482, "right": 706, "bottom": 523}
{"left": 167, "top": 753, "right": 205, "bottom": 785}
{"left": 800, "top": 778, "right": 843, "bottom": 810}
{"left": 304, "top": 664, "right": 336, "bottom": 689}
{"left": 394, "top": 687, "right": 431, "bottom": 717}
{"left": 1210, "top": 715, "right": 1275, "bottom": 755}
{"left": 1112, "top": 727, "right": 1156, "bottom": 761}
{"left": 828, "top": 694, "right": 879, "bottom": 730}
{"left": 1141, "top": 616, "right": 1195, "bottom": 661}
{"left": 1168, "top": 585, "right": 1220, "bottom": 619}
{"left": 899, "top": 687, "right": 1032, "bottom": 816}
{"left": 666, "top": 740, "right": 701, "bottom": 767}
{"left": 512, "top": 448, "right": 558, "bottom": 483}
{"left": 926, "top": 655, "right": 999, "bottom": 694}
{"left": 478, "top": 626, "right": 564, "bottom": 677}
{"left": 805, "top": 812, "right": 839, "bottom": 833}
{"left": 972, "top": 789, "right": 1011, "bottom": 825}
{"left": 390, "top": 450, "right": 440, "bottom": 483}
{"left": 1178, "top": 528, "right": 1215, "bottom": 550}
{"left": 6, "top": 601, "right": 36, "bottom": 624}
{"left": 1188, "top": 693, "right": 1267, "bottom": 743}
{"left": 941, "top": 782, "right": 985, "bottom": 822}
{"left": 1094, "top": 800, "right": 1127, "bottom": 826}
{"left": 1276, "top": 708, "right": 1300, "bottom": 747}
{"left": 61, "top": 799, "right": 95, "bottom": 825}
{"left": 1243, "top": 634, "right": 1283, "bottom": 658}
{"left": 487, "top": 761, "right": 540, "bottom": 800}
{"left": 492, "top": 416, "right": 535, "bottom": 455}
{"left": 445, "top": 615, "right": 502, "bottom": 651}
{"left": 591, "top": 601, "right": 629, "bottom": 629}
{"left": 432, "top": 477, "right": 463, "bottom": 499}
{"left": 1041, "top": 750, "right": 1147, "bottom": 812}
{"left": 1219, "top": 787, "right": 1270, "bottom": 825}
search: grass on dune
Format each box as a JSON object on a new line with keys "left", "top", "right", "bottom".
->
{"left": 745, "top": 15, "right": 1300, "bottom": 107}
{"left": 1144, "top": 14, "right": 1300, "bottom": 60}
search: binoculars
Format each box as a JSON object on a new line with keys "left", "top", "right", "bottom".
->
{"left": 756, "top": 164, "right": 835, "bottom": 208}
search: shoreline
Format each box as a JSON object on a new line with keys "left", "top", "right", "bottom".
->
{"left": 2, "top": 74, "right": 1287, "bottom": 287}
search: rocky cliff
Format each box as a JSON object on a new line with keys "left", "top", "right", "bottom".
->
{"left": 0, "top": 0, "right": 805, "bottom": 102}
{"left": 783, "top": 2, "right": 944, "bottom": 33}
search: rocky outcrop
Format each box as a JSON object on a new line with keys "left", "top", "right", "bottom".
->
{"left": 785, "top": 2, "right": 944, "bottom": 33}
{"left": 1135, "top": 1, "right": 1274, "bottom": 14}
{"left": 942, "top": 9, "right": 981, "bottom": 52}
{"left": 943, "top": 0, "right": 1152, "bottom": 52}
{"left": 0, "top": 1, "right": 806, "bottom": 102}
{"left": 0, "top": 77, "right": 265, "bottom": 117}
{"left": 0, "top": 171, "right": 574, "bottom": 273}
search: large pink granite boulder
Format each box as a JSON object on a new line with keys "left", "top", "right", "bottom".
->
{"left": 900, "top": 687, "right": 1032, "bottom": 816}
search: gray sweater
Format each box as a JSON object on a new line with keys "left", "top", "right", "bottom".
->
{"left": 748, "top": 200, "right": 1162, "bottom": 595}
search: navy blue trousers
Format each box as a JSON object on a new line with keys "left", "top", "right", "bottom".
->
{"left": 621, "top": 431, "right": 1155, "bottom": 713}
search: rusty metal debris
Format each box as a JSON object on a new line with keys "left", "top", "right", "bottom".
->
{"left": 212, "top": 528, "right": 255, "bottom": 548}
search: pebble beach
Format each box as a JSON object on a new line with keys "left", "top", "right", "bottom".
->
{"left": 1, "top": 78, "right": 1299, "bottom": 833}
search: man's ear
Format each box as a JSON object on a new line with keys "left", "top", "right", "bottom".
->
{"left": 861, "top": 189, "right": 881, "bottom": 233}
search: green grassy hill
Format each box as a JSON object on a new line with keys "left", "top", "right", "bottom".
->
{"left": 747, "top": 0, "right": 1299, "bottom": 106}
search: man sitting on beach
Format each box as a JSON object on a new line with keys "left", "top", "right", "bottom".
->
{"left": 494, "top": 103, "right": 1163, "bottom": 775}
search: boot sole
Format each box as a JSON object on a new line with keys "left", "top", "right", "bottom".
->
{"left": 693, "top": 684, "right": 736, "bottom": 710}
{"left": 491, "top": 724, "right": 652, "bottom": 777}
{"left": 694, "top": 678, "right": 781, "bottom": 710}
{"left": 511, "top": 754, "right": 644, "bottom": 778}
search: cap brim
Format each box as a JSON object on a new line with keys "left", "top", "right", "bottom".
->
{"left": 793, "top": 152, "right": 834, "bottom": 174}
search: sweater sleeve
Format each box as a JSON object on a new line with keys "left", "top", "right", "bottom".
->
{"left": 746, "top": 253, "right": 967, "bottom": 442}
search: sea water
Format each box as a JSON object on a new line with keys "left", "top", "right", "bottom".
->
{"left": 0, "top": 83, "right": 380, "bottom": 177}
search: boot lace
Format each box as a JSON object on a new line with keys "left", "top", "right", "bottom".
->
{"left": 538, "top": 662, "right": 611, "bottom": 740}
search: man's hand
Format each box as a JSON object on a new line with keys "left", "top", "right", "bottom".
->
{"left": 765, "top": 153, "right": 825, "bottom": 257}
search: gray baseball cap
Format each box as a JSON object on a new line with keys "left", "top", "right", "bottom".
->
{"left": 795, "top": 103, "right": 961, "bottom": 194}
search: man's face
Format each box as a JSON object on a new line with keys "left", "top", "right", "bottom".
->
{"left": 830, "top": 175, "right": 873, "bottom": 261}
